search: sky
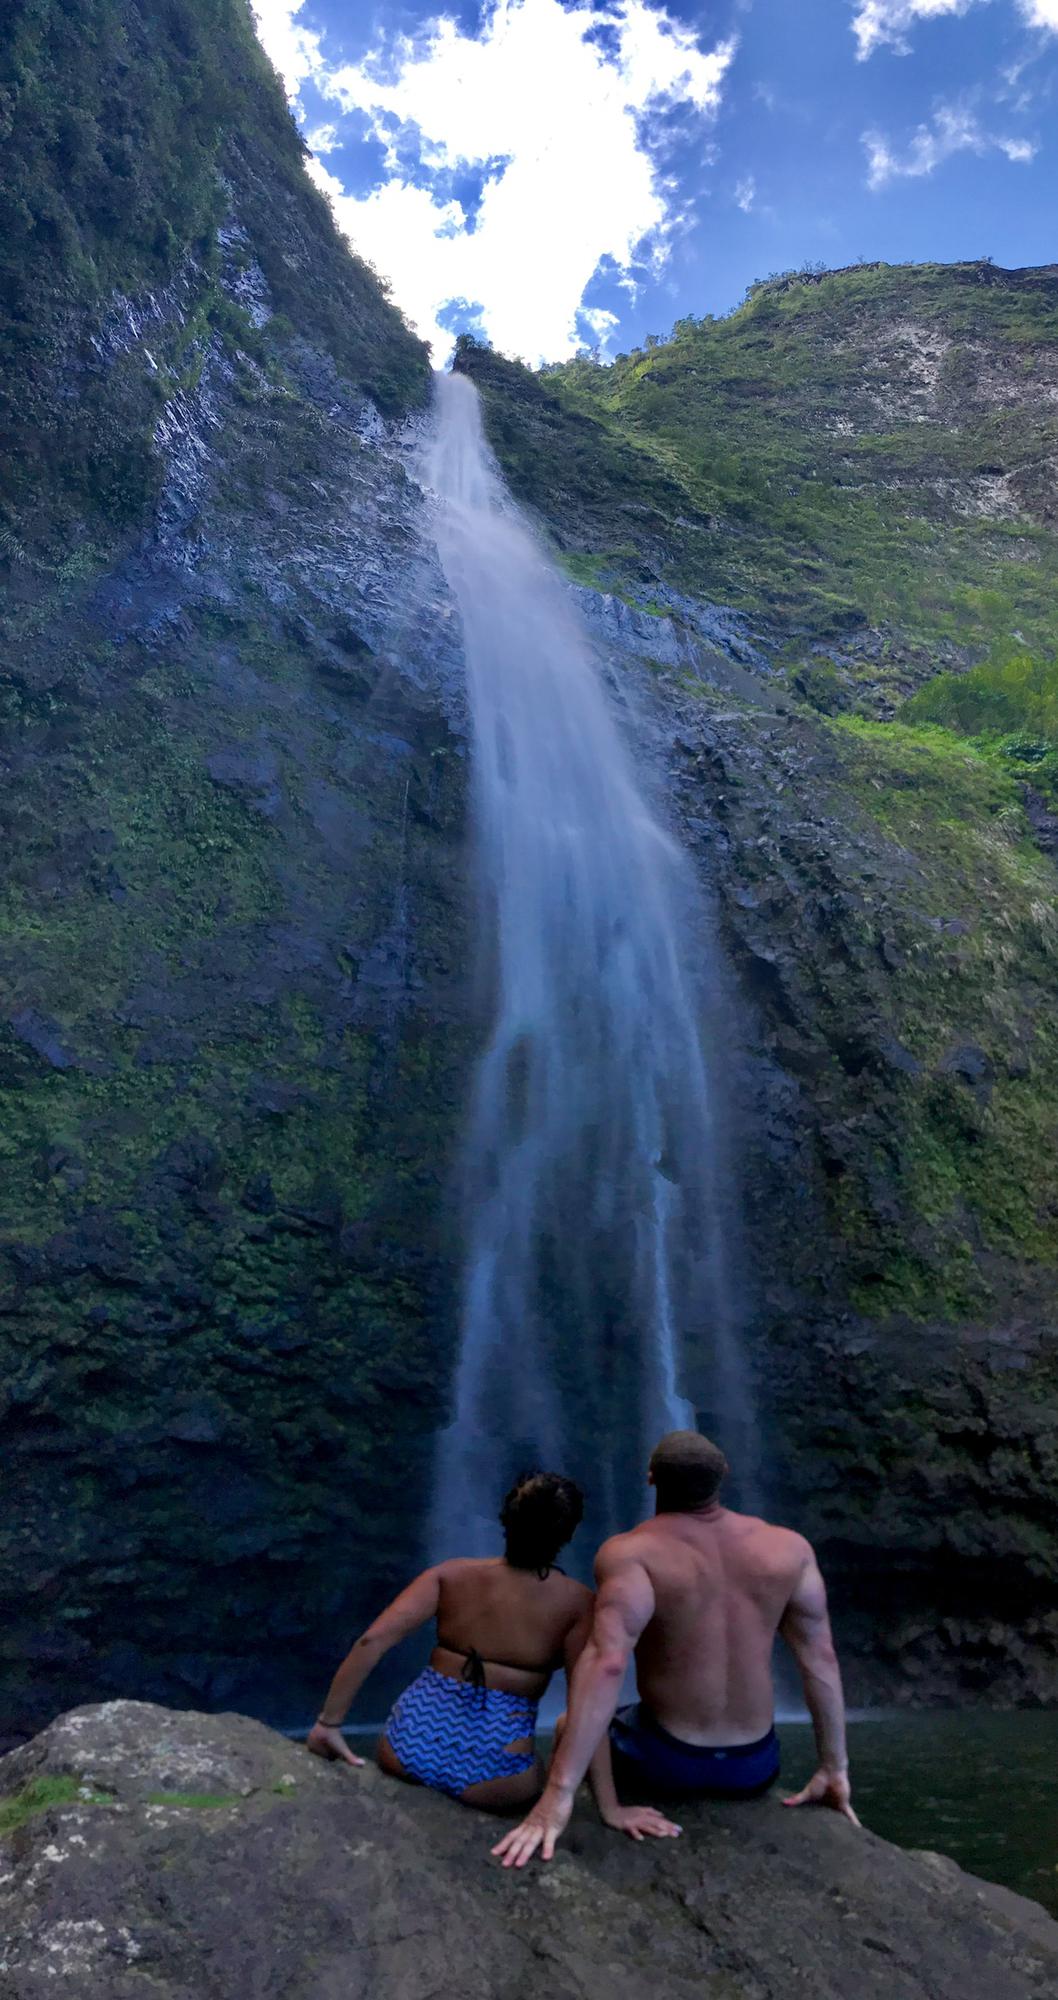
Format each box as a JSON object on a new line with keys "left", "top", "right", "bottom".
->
{"left": 250, "top": 0, "right": 1058, "bottom": 364}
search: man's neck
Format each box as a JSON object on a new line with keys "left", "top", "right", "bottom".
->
{"left": 655, "top": 1500, "right": 725, "bottom": 1523}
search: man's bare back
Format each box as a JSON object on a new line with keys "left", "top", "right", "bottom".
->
{"left": 603, "top": 1508, "right": 810, "bottom": 1744}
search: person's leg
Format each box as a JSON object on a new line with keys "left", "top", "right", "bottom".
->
{"left": 377, "top": 1734, "right": 422, "bottom": 1786}
{"left": 459, "top": 1755, "right": 544, "bottom": 1815}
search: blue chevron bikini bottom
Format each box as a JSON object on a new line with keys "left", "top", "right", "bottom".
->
{"left": 383, "top": 1667, "right": 539, "bottom": 1798}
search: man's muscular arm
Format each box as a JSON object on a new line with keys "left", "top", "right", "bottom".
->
{"left": 492, "top": 1546, "right": 657, "bottom": 1867}
{"left": 779, "top": 1545, "right": 859, "bottom": 1825}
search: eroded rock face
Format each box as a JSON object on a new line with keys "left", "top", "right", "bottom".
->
{"left": 0, "top": 75, "right": 474, "bottom": 1739}
{"left": 1, "top": 1702, "right": 1056, "bottom": 1999}
{"left": 459, "top": 320, "right": 1058, "bottom": 1705}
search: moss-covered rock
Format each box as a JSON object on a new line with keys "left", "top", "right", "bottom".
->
{"left": 0, "top": 1, "right": 462, "bottom": 1743}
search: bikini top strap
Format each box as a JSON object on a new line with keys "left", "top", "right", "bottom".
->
{"left": 439, "top": 1637, "right": 559, "bottom": 1677}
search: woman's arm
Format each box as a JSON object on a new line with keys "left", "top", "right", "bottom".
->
{"left": 307, "top": 1566, "right": 444, "bottom": 1767}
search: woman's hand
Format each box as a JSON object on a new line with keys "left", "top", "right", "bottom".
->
{"left": 601, "top": 1803, "right": 682, "bottom": 1842}
{"left": 306, "top": 1721, "right": 364, "bottom": 1768}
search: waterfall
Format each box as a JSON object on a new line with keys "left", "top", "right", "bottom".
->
{"left": 425, "top": 369, "right": 752, "bottom": 1563}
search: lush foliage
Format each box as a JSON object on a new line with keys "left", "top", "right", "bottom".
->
{"left": 906, "top": 641, "right": 1058, "bottom": 763}
{"left": 0, "top": 0, "right": 428, "bottom": 556}
{"left": 462, "top": 263, "right": 1058, "bottom": 682}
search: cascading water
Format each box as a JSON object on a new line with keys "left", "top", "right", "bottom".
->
{"left": 426, "top": 369, "right": 753, "bottom": 1563}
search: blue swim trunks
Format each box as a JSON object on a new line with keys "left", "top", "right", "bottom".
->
{"left": 610, "top": 1703, "right": 780, "bottom": 1801}
{"left": 384, "top": 1667, "right": 539, "bottom": 1799}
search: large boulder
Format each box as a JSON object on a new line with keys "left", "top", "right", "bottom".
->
{"left": 1, "top": 1702, "right": 1055, "bottom": 1997}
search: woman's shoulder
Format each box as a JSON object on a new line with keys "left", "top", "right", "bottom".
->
{"left": 435, "top": 1555, "right": 502, "bottom": 1583}
{"left": 555, "top": 1572, "right": 594, "bottom": 1614}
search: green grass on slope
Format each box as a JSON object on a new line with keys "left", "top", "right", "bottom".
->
{"left": 482, "top": 262, "right": 1058, "bottom": 668}
{"left": 825, "top": 712, "right": 1058, "bottom": 1308}
{"left": 905, "top": 646, "right": 1058, "bottom": 802}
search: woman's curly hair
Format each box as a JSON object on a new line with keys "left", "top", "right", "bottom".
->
{"left": 500, "top": 1470, "right": 584, "bottom": 1575}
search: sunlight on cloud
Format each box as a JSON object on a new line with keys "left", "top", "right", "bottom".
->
{"left": 252, "top": 0, "right": 323, "bottom": 95}
{"left": 864, "top": 99, "right": 1038, "bottom": 184}
{"left": 252, "top": 0, "right": 735, "bottom": 363}
{"left": 851, "top": 0, "right": 1058, "bottom": 57}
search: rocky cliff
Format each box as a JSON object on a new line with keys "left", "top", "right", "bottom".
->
{"left": 2, "top": 1702, "right": 1057, "bottom": 1999}
{"left": 2, "top": 0, "right": 1057, "bottom": 1737}
{"left": 456, "top": 282, "right": 1058, "bottom": 1702}
{"left": 1, "top": 0, "right": 472, "bottom": 1738}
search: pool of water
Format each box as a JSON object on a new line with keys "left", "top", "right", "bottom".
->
{"left": 779, "top": 1713, "right": 1058, "bottom": 1918}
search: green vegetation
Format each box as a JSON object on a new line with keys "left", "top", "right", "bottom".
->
{"left": 0, "top": 0, "right": 428, "bottom": 559}
{"left": 0, "top": 1775, "right": 115, "bottom": 1835}
{"left": 458, "top": 262, "right": 1058, "bottom": 678}
{"left": 905, "top": 646, "right": 1058, "bottom": 801}
{"left": 819, "top": 714, "right": 1058, "bottom": 1309}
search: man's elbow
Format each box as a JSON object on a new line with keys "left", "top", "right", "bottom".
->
{"left": 798, "top": 1635, "right": 840, "bottom": 1680}
{"left": 594, "top": 1647, "right": 629, "bottom": 1685}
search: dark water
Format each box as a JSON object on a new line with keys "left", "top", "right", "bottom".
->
{"left": 780, "top": 1714, "right": 1058, "bottom": 1918}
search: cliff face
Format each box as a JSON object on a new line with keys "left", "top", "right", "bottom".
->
{"left": 2, "top": 2, "right": 1057, "bottom": 1736}
{"left": 1, "top": 0, "right": 473, "bottom": 1737}
{"left": 458, "top": 296, "right": 1058, "bottom": 1702}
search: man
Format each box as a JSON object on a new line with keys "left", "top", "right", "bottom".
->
{"left": 494, "top": 1429, "right": 858, "bottom": 1867}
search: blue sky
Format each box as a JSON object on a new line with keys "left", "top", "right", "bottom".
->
{"left": 251, "top": 0, "right": 1057, "bottom": 363}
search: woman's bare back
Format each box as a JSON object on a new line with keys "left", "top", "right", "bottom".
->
{"left": 432, "top": 1557, "right": 591, "bottom": 1698}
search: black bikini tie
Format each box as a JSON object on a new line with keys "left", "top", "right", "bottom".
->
{"left": 461, "top": 1647, "right": 488, "bottom": 1704}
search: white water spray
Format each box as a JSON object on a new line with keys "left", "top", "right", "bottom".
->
{"left": 426, "top": 371, "right": 752, "bottom": 1559}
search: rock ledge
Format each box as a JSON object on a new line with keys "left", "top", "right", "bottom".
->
{"left": 1, "top": 1702, "right": 1055, "bottom": 1997}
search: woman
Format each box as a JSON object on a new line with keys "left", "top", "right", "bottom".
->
{"left": 307, "top": 1471, "right": 678, "bottom": 1839}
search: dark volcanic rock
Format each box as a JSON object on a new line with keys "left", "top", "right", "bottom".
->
{"left": 1, "top": 1703, "right": 1056, "bottom": 1999}
{"left": 0, "top": 5, "right": 472, "bottom": 1743}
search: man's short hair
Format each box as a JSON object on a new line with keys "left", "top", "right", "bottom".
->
{"left": 649, "top": 1430, "right": 728, "bottom": 1512}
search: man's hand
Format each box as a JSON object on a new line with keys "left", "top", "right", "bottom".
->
{"left": 782, "top": 1765, "right": 859, "bottom": 1825}
{"left": 306, "top": 1722, "right": 364, "bottom": 1768}
{"left": 491, "top": 1784, "right": 575, "bottom": 1867}
{"left": 600, "top": 1803, "right": 682, "bottom": 1842}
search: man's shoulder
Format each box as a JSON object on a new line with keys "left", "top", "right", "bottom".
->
{"left": 595, "top": 1524, "right": 655, "bottom": 1572}
{"left": 741, "top": 1515, "right": 814, "bottom": 1569}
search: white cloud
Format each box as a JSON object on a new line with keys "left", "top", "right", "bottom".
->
{"left": 251, "top": 0, "right": 324, "bottom": 97}
{"left": 734, "top": 173, "right": 756, "bottom": 210}
{"left": 851, "top": 0, "right": 979, "bottom": 61}
{"left": 304, "top": 122, "right": 339, "bottom": 155}
{"left": 864, "top": 97, "right": 1038, "bottom": 183}
{"left": 580, "top": 305, "right": 621, "bottom": 346}
{"left": 252, "top": 0, "right": 735, "bottom": 364}
{"left": 851, "top": 0, "right": 1058, "bottom": 57}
